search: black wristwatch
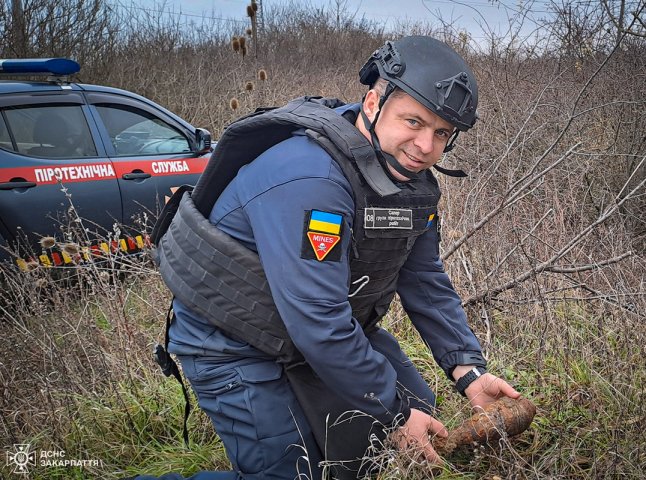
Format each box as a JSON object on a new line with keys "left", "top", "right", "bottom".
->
{"left": 455, "top": 366, "right": 488, "bottom": 397}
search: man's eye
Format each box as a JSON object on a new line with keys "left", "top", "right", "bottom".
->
{"left": 436, "top": 130, "right": 449, "bottom": 138}
{"left": 407, "top": 119, "right": 419, "bottom": 127}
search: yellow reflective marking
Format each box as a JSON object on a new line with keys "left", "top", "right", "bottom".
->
{"left": 39, "top": 254, "right": 52, "bottom": 267}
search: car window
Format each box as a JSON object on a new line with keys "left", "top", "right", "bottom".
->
{"left": 95, "top": 105, "right": 191, "bottom": 156}
{"left": 2, "top": 105, "right": 97, "bottom": 158}
{"left": 0, "top": 113, "right": 12, "bottom": 151}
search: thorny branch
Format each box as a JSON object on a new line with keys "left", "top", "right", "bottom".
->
{"left": 443, "top": 143, "right": 580, "bottom": 260}
{"left": 502, "top": 272, "right": 646, "bottom": 319}
{"left": 441, "top": 21, "right": 644, "bottom": 311}
{"left": 542, "top": 252, "right": 634, "bottom": 273}
{"left": 601, "top": 0, "right": 646, "bottom": 39}
{"left": 485, "top": 209, "right": 554, "bottom": 280}
{"left": 462, "top": 174, "right": 646, "bottom": 306}
{"left": 443, "top": 26, "right": 635, "bottom": 263}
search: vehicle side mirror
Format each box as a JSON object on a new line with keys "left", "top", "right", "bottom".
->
{"left": 194, "top": 128, "right": 212, "bottom": 155}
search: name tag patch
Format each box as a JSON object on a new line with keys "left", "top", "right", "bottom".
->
{"left": 364, "top": 208, "right": 413, "bottom": 229}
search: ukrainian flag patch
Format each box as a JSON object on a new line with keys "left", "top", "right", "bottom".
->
{"left": 426, "top": 213, "right": 436, "bottom": 228}
{"left": 308, "top": 210, "right": 342, "bottom": 235}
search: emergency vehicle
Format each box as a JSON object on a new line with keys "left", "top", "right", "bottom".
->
{"left": 0, "top": 58, "right": 212, "bottom": 268}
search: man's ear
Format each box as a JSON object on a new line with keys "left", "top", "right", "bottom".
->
{"left": 362, "top": 89, "right": 381, "bottom": 123}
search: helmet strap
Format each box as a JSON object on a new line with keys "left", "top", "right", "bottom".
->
{"left": 360, "top": 82, "right": 423, "bottom": 181}
{"left": 433, "top": 164, "right": 468, "bottom": 177}
{"left": 435, "top": 130, "right": 468, "bottom": 177}
{"left": 443, "top": 130, "right": 460, "bottom": 153}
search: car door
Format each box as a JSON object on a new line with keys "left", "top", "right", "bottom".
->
{"left": 0, "top": 92, "right": 122, "bottom": 259}
{"left": 85, "top": 92, "right": 209, "bottom": 236}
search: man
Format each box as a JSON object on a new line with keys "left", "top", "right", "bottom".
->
{"left": 138, "top": 36, "right": 519, "bottom": 480}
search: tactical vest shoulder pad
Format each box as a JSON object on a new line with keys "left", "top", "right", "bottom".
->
{"left": 190, "top": 96, "right": 399, "bottom": 218}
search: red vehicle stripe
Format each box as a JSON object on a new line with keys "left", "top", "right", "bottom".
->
{"left": 111, "top": 156, "right": 209, "bottom": 178}
{"left": 0, "top": 155, "right": 209, "bottom": 185}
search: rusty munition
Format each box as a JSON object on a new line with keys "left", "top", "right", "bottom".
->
{"left": 432, "top": 397, "right": 537, "bottom": 456}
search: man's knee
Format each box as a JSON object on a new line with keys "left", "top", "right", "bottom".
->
{"left": 178, "top": 357, "right": 321, "bottom": 479}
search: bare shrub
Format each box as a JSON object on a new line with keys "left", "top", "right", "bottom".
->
{"left": 0, "top": 0, "right": 119, "bottom": 69}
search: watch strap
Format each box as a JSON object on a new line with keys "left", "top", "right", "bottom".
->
{"left": 455, "top": 366, "right": 487, "bottom": 397}
{"left": 444, "top": 351, "right": 487, "bottom": 380}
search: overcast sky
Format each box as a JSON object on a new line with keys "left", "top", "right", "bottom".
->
{"left": 137, "top": 0, "right": 553, "bottom": 41}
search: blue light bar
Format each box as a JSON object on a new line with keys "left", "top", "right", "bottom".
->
{"left": 0, "top": 58, "right": 80, "bottom": 76}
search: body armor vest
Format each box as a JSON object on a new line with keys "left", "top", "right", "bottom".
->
{"left": 154, "top": 97, "right": 440, "bottom": 364}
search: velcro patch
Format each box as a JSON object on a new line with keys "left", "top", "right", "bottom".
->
{"left": 301, "top": 210, "right": 343, "bottom": 262}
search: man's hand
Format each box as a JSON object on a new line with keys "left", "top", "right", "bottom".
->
{"left": 452, "top": 365, "right": 520, "bottom": 410}
{"left": 464, "top": 372, "right": 521, "bottom": 409}
{"left": 391, "top": 408, "right": 448, "bottom": 464}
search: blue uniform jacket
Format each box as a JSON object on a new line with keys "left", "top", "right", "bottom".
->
{"left": 168, "top": 103, "right": 483, "bottom": 422}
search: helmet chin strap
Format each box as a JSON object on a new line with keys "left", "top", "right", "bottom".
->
{"left": 360, "top": 83, "right": 424, "bottom": 181}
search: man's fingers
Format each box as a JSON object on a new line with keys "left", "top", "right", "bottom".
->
{"left": 498, "top": 379, "right": 521, "bottom": 398}
{"left": 428, "top": 416, "right": 448, "bottom": 438}
{"left": 393, "top": 409, "right": 447, "bottom": 466}
{"left": 422, "top": 443, "right": 444, "bottom": 465}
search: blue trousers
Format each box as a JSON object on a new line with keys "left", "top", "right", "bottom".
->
{"left": 134, "top": 329, "right": 435, "bottom": 480}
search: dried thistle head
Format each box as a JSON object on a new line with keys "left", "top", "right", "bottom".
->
{"left": 239, "top": 36, "right": 246, "bottom": 48}
{"left": 230, "top": 98, "right": 239, "bottom": 110}
{"left": 245, "top": 81, "right": 254, "bottom": 92}
{"left": 258, "top": 69, "right": 267, "bottom": 81}
{"left": 26, "top": 261, "right": 39, "bottom": 272}
{"left": 231, "top": 36, "right": 240, "bottom": 52}
{"left": 246, "top": 27, "right": 252, "bottom": 36}
{"left": 247, "top": 5, "right": 255, "bottom": 18}
{"left": 251, "top": 1, "right": 258, "bottom": 12}
{"left": 40, "top": 236, "right": 56, "bottom": 249}
{"left": 62, "top": 243, "right": 80, "bottom": 255}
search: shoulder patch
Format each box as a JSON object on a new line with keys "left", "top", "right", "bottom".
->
{"left": 301, "top": 210, "right": 343, "bottom": 262}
